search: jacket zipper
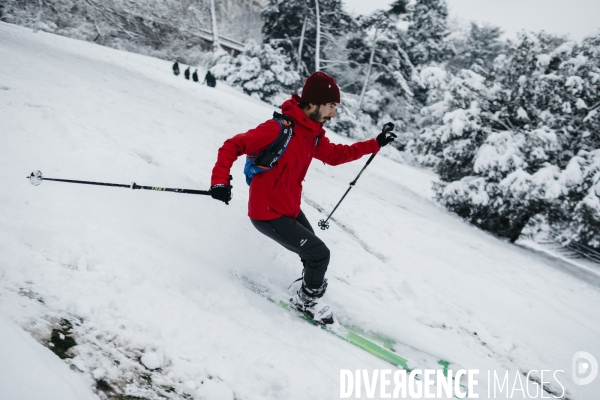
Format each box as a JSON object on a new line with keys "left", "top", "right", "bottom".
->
{"left": 295, "top": 135, "right": 315, "bottom": 211}
{"left": 272, "top": 164, "right": 287, "bottom": 189}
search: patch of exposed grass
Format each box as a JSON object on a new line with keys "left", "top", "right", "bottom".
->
{"left": 140, "top": 372, "right": 152, "bottom": 387}
{"left": 160, "top": 385, "right": 175, "bottom": 393}
{"left": 95, "top": 379, "right": 115, "bottom": 394}
{"left": 49, "top": 319, "right": 76, "bottom": 359}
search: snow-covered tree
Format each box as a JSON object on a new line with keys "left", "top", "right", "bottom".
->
{"left": 209, "top": 0, "right": 220, "bottom": 51}
{"left": 411, "top": 32, "right": 600, "bottom": 245}
{"left": 542, "top": 34, "right": 600, "bottom": 247}
{"left": 211, "top": 41, "right": 300, "bottom": 106}
{"left": 215, "top": 0, "right": 262, "bottom": 43}
{"left": 405, "top": 0, "right": 454, "bottom": 67}
{"left": 1, "top": 0, "right": 261, "bottom": 64}
{"left": 346, "top": 10, "right": 414, "bottom": 112}
{"left": 308, "top": 6, "right": 413, "bottom": 140}
{"left": 550, "top": 150, "right": 600, "bottom": 248}
{"left": 411, "top": 67, "right": 492, "bottom": 176}
{"left": 448, "top": 22, "right": 504, "bottom": 72}
{"left": 261, "top": 0, "right": 308, "bottom": 72}
{"left": 261, "top": 0, "right": 354, "bottom": 76}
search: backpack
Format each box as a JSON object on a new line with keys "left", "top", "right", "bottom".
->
{"left": 244, "top": 112, "right": 295, "bottom": 185}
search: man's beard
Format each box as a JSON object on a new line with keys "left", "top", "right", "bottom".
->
{"left": 308, "top": 108, "right": 331, "bottom": 123}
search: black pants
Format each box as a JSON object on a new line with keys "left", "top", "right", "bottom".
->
{"left": 251, "top": 211, "right": 330, "bottom": 290}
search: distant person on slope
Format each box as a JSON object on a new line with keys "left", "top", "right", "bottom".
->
{"left": 192, "top": 69, "right": 199, "bottom": 82}
{"left": 172, "top": 60, "right": 180, "bottom": 76}
{"left": 209, "top": 72, "right": 397, "bottom": 325}
{"left": 184, "top": 66, "right": 190, "bottom": 80}
{"left": 204, "top": 70, "right": 216, "bottom": 87}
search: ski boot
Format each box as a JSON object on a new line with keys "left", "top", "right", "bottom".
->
{"left": 291, "top": 279, "right": 335, "bottom": 325}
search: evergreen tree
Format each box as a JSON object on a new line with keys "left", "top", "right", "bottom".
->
{"left": 448, "top": 22, "right": 504, "bottom": 72}
{"left": 261, "top": 0, "right": 308, "bottom": 72}
{"left": 405, "top": 0, "right": 454, "bottom": 67}
{"left": 332, "top": 2, "right": 416, "bottom": 143}
{"left": 216, "top": 0, "right": 262, "bottom": 43}
{"left": 411, "top": 32, "right": 600, "bottom": 245}
{"left": 261, "top": 0, "right": 354, "bottom": 76}
{"left": 552, "top": 150, "right": 600, "bottom": 248}
{"left": 543, "top": 34, "right": 600, "bottom": 247}
{"left": 346, "top": 10, "right": 414, "bottom": 112}
{"left": 388, "top": 0, "right": 409, "bottom": 15}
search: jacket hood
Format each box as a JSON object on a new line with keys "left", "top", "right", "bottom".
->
{"left": 281, "top": 94, "right": 325, "bottom": 137}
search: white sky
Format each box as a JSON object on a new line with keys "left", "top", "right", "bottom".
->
{"left": 343, "top": 0, "right": 600, "bottom": 41}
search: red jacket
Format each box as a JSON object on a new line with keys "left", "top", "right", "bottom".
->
{"left": 211, "top": 95, "right": 380, "bottom": 220}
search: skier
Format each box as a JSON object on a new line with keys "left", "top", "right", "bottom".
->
{"left": 209, "top": 72, "right": 397, "bottom": 324}
{"left": 184, "top": 66, "right": 190, "bottom": 80}
{"left": 204, "top": 70, "right": 216, "bottom": 87}
{"left": 192, "top": 69, "right": 199, "bottom": 83}
{"left": 172, "top": 60, "right": 180, "bottom": 76}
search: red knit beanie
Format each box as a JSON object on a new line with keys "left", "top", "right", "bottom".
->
{"left": 300, "top": 71, "right": 340, "bottom": 105}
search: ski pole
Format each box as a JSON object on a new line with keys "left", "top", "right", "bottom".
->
{"left": 318, "top": 122, "right": 394, "bottom": 230}
{"left": 26, "top": 170, "right": 213, "bottom": 196}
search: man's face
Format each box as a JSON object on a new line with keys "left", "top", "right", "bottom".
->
{"left": 307, "top": 103, "right": 338, "bottom": 123}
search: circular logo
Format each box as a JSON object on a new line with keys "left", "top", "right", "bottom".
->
{"left": 572, "top": 352, "right": 598, "bottom": 385}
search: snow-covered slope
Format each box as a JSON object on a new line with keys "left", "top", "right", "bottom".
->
{"left": 1, "top": 22, "right": 599, "bottom": 399}
{"left": 0, "top": 313, "right": 99, "bottom": 400}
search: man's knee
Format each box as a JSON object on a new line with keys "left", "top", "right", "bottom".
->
{"left": 303, "top": 243, "right": 330, "bottom": 270}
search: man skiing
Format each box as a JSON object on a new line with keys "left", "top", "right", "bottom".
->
{"left": 172, "top": 60, "right": 180, "bottom": 76}
{"left": 209, "top": 72, "right": 396, "bottom": 324}
{"left": 184, "top": 66, "right": 190, "bottom": 80}
{"left": 192, "top": 69, "right": 199, "bottom": 82}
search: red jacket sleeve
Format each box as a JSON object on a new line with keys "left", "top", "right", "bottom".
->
{"left": 314, "top": 134, "right": 380, "bottom": 166}
{"left": 211, "top": 120, "right": 280, "bottom": 186}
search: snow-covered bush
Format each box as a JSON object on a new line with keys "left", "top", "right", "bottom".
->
{"left": 326, "top": 91, "right": 377, "bottom": 140}
{"left": 411, "top": 32, "right": 600, "bottom": 246}
{"left": 409, "top": 67, "right": 493, "bottom": 173}
{"left": 550, "top": 150, "right": 600, "bottom": 247}
{"left": 211, "top": 42, "right": 300, "bottom": 106}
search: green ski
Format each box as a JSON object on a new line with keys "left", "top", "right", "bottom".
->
{"left": 235, "top": 273, "right": 470, "bottom": 398}
{"left": 234, "top": 272, "right": 466, "bottom": 388}
{"left": 276, "top": 295, "right": 412, "bottom": 370}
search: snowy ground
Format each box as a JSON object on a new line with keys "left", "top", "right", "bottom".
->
{"left": 1, "top": 22, "right": 599, "bottom": 399}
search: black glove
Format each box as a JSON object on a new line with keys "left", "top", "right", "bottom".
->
{"left": 210, "top": 183, "right": 232, "bottom": 205}
{"left": 376, "top": 122, "right": 397, "bottom": 148}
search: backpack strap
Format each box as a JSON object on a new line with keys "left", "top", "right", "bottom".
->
{"left": 254, "top": 112, "right": 295, "bottom": 168}
{"left": 243, "top": 112, "right": 295, "bottom": 185}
